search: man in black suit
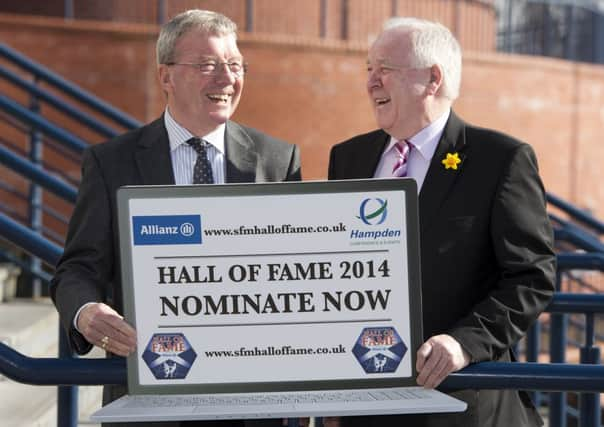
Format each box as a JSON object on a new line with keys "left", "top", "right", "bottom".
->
{"left": 327, "top": 17, "right": 555, "bottom": 427}
{"left": 50, "top": 9, "right": 300, "bottom": 427}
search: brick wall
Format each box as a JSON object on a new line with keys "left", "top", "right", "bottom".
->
{"left": 0, "top": 0, "right": 496, "bottom": 51}
{"left": 1, "top": 13, "right": 603, "bottom": 224}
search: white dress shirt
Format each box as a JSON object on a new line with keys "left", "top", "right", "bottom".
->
{"left": 373, "top": 109, "right": 450, "bottom": 192}
{"left": 164, "top": 107, "right": 226, "bottom": 184}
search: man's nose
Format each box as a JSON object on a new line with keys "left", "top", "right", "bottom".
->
{"left": 367, "top": 71, "right": 381, "bottom": 89}
{"left": 214, "top": 63, "right": 238, "bottom": 84}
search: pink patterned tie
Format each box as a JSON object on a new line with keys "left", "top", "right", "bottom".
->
{"left": 392, "top": 140, "right": 411, "bottom": 177}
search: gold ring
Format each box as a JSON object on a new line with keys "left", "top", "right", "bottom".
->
{"left": 101, "top": 335, "right": 109, "bottom": 349}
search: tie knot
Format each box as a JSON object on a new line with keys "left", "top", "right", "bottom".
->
{"left": 391, "top": 140, "right": 411, "bottom": 177}
{"left": 186, "top": 137, "right": 208, "bottom": 155}
{"left": 394, "top": 140, "right": 411, "bottom": 155}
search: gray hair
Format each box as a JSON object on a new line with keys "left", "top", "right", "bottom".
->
{"left": 156, "top": 9, "right": 238, "bottom": 65}
{"left": 383, "top": 17, "right": 462, "bottom": 100}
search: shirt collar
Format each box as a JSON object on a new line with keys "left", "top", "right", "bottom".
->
{"left": 384, "top": 109, "right": 451, "bottom": 161}
{"left": 164, "top": 107, "right": 226, "bottom": 154}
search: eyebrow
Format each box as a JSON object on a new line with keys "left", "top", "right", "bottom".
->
{"left": 194, "top": 56, "right": 244, "bottom": 61}
{"left": 367, "top": 58, "right": 389, "bottom": 64}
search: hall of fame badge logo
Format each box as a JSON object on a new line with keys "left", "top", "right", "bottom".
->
{"left": 352, "top": 327, "right": 406, "bottom": 374}
{"left": 142, "top": 333, "right": 197, "bottom": 380}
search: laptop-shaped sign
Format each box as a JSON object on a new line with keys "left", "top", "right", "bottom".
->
{"left": 91, "top": 178, "right": 466, "bottom": 422}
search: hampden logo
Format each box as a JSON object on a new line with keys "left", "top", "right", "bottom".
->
{"left": 142, "top": 333, "right": 197, "bottom": 380}
{"left": 356, "top": 198, "right": 388, "bottom": 225}
{"left": 132, "top": 215, "right": 202, "bottom": 245}
{"left": 352, "top": 327, "right": 407, "bottom": 374}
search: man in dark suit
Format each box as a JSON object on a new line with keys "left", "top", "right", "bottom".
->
{"left": 327, "top": 17, "right": 555, "bottom": 427}
{"left": 50, "top": 9, "right": 300, "bottom": 427}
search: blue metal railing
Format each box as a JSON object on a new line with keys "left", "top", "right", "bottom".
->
{"left": 0, "top": 212, "right": 62, "bottom": 266}
{"left": 524, "top": 253, "right": 604, "bottom": 427}
{"left": 0, "top": 43, "right": 141, "bottom": 130}
{"left": 0, "top": 94, "right": 88, "bottom": 155}
{"left": 0, "top": 42, "right": 141, "bottom": 300}
{"left": 0, "top": 144, "right": 78, "bottom": 204}
{"left": 548, "top": 193, "right": 604, "bottom": 236}
{"left": 0, "top": 66, "right": 119, "bottom": 139}
{"left": 557, "top": 252, "right": 604, "bottom": 270}
{"left": 1, "top": 342, "right": 603, "bottom": 390}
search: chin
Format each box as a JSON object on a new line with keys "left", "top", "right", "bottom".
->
{"left": 376, "top": 118, "right": 394, "bottom": 132}
{"left": 208, "top": 110, "right": 232, "bottom": 124}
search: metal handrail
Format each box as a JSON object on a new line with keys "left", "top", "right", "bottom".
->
{"left": 0, "top": 144, "right": 78, "bottom": 204}
{"left": 0, "top": 212, "right": 62, "bottom": 266}
{"left": 548, "top": 293, "right": 604, "bottom": 314}
{"left": 0, "top": 94, "right": 87, "bottom": 155}
{"left": 0, "top": 42, "right": 141, "bottom": 130}
{"left": 1, "top": 342, "right": 603, "bottom": 391}
{"left": 0, "top": 66, "right": 120, "bottom": 139}
{"left": 557, "top": 252, "right": 604, "bottom": 270}
{"left": 554, "top": 228, "right": 604, "bottom": 253}
{"left": 547, "top": 193, "right": 604, "bottom": 235}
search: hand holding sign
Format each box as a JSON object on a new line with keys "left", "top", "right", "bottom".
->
{"left": 416, "top": 334, "right": 470, "bottom": 389}
{"left": 78, "top": 302, "right": 137, "bottom": 356}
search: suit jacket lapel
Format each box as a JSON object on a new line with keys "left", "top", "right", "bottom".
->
{"left": 224, "top": 121, "right": 257, "bottom": 183}
{"left": 419, "top": 111, "right": 467, "bottom": 232}
{"left": 353, "top": 130, "right": 390, "bottom": 179}
{"left": 135, "top": 117, "right": 175, "bottom": 185}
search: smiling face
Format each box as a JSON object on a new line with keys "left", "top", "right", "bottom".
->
{"left": 366, "top": 29, "right": 432, "bottom": 139}
{"left": 159, "top": 31, "right": 243, "bottom": 135}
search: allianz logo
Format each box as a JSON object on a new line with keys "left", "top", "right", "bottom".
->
{"left": 140, "top": 222, "right": 196, "bottom": 237}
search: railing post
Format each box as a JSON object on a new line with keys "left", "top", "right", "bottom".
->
{"left": 57, "top": 326, "right": 78, "bottom": 427}
{"left": 526, "top": 318, "right": 542, "bottom": 406}
{"left": 28, "top": 78, "right": 43, "bottom": 299}
{"left": 550, "top": 273, "right": 568, "bottom": 427}
{"left": 579, "top": 313, "right": 601, "bottom": 427}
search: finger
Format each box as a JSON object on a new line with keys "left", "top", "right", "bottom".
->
{"left": 416, "top": 341, "right": 432, "bottom": 372}
{"left": 86, "top": 323, "right": 133, "bottom": 356}
{"left": 101, "top": 335, "right": 133, "bottom": 357}
{"left": 82, "top": 309, "right": 136, "bottom": 355}
{"left": 103, "top": 315, "right": 137, "bottom": 347}
{"left": 96, "top": 322, "right": 137, "bottom": 355}
{"left": 423, "top": 353, "right": 451, "bottom": 389}
{"left": 417, "top": 341, "right": 442, "bottom": 385}
{"left": 85, "top": 305, "right": 137, "bottom": 350}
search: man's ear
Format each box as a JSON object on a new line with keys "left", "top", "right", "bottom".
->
{"left": 158, "top": 64, "right": 172, "bottom": 92}
{"left": 427, "top": 64, "right": 443, "bottom": 96}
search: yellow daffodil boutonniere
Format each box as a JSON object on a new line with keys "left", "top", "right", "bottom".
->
{"left": 442, "top": 152, "right": 462, "bottom": 170}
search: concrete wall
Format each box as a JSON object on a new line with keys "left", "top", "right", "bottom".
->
{"left": 1, "top": 12, "right": 603, "bottom": 222}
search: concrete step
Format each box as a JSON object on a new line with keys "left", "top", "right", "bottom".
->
{"left": 0, "top": 298, "right": 103, "bottom": 426}
{"left": 0, "top": 298, "right": 58, "bottom": 359}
